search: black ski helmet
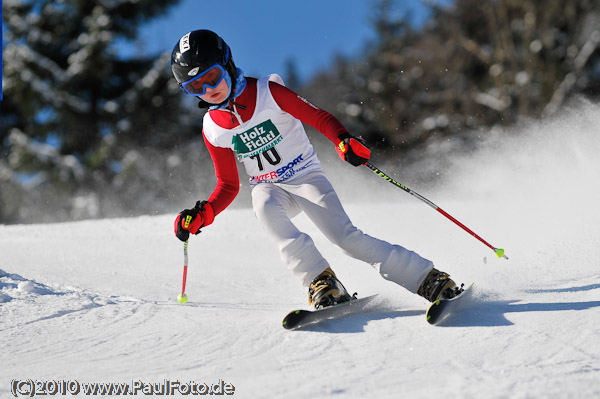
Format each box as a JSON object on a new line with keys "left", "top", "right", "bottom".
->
{"left": 171, "top": 30, "right": 238, "bottom": 101}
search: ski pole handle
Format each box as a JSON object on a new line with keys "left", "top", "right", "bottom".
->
{"left": 364, "top": 162, "right": 508, "bottom": 260}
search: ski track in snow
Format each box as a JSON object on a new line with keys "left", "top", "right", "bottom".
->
{"left": 2, "top": 101, "right": 600, "bottom": 398}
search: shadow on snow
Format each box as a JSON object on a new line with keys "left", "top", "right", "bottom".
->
{"left": 437, "top": 299, "right": 600, "bottom": 327}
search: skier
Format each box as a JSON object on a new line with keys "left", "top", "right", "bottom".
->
{"left": 171, "top": 29, "right": 461, "bottom": 309}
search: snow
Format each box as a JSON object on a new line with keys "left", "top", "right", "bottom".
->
{"left": 2, "top": 101, "right": 600, "bottom": 398}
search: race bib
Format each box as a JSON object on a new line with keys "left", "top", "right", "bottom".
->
{"left": 231, "top": 120, "right": 283, "bottom": 159}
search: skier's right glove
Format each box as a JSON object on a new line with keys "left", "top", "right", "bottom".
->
{"left": 336, "top": 133, "right": 371, "bottom": 167}
{"left": 174, "top": 200, "right": 215, "bottom": 242}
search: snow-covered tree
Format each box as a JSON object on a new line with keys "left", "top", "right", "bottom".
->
{"left": 301, "top": 0, "right": 600, "bottom": 162}
{"left": 1, "top": 0, "right": 208, "bottom": 223}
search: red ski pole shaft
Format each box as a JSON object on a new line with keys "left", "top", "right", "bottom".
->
{"left": 177, "top": 241, "right": 190, "bottom": 303}
{"left": 181, "top": 241, "right": 189, "bottom": 295}
{"left": 365, "top": 162, "right": 508, "bottom": 260}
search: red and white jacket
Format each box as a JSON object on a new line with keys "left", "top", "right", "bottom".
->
{"left": 202, "top": 75, "right": 348, "bottom": 217}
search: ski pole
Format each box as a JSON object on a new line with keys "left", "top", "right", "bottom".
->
{"left": 364, "top": 162, "right": 508, "bottom": 260}
{"left": 177, "top": 241, "right": 189, "bottom": 303}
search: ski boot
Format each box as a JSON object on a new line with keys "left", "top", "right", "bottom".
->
{"left": 308, "top": 267, "right": 352, "bottom": 309}
{"left": 417, "top": 268, "right": 463, "bottom": 302}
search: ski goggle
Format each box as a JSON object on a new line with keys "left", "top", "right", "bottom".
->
{"left": 181, "top": 64, "right": 226, "bottom": 96}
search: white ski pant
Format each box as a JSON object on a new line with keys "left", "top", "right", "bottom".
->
{"left": 251, "top": 171, "right": 433, "bottom": 292}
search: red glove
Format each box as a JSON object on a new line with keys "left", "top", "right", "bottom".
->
{"left": 174, "top": 201, "right": 215, "bottom": 241}
{"left": 335, "top": 133, "right": 371, "bottom": 167}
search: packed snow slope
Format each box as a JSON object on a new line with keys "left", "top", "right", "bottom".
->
{"left": 2, "top": 101, "right": 600, "bottom": 399}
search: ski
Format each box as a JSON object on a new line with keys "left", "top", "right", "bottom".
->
{"left": 282, "top": 295, "right": 378, "bottom": 330}
{"left": 426, "top": 283, "right": 474, "bottom": 325}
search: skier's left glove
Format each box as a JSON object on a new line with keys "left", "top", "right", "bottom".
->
{"left": 336, "top": 133, "right": 371, "bottom": 167}
{"left": 174, "top": 200, "right": 215, "bottom": 242}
